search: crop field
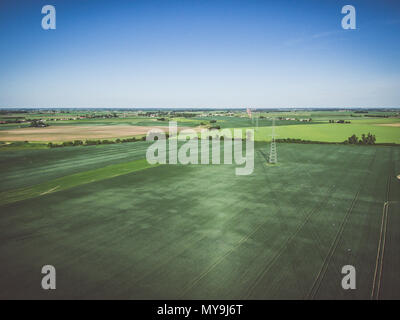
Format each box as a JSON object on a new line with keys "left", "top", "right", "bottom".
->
{"left": 251, "top": 122, "right": 400, "bottom": 143}
{"left": 2, "top": 0, "right": 400, "bottom": 305}
{"left": 1, "top": 111, "right": 399, "bottom": 144}
{"left": 0, "top": 140, "right": 399, "bottom": 299}
{"left": 0, "top": 125, "right": 198, "bottom": 142}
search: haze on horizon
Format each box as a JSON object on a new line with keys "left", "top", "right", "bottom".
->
{"left": 0, "top": 0, "right": 400, "bottom": 109}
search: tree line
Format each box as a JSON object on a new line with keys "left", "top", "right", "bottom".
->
{"left": 276, "top": 133, "right": 377, "bottom": 145}
{"left": 47, "top": 135, "right": 155, "bottom": 148}
{"left": 345, "top": 133, "right": 376, "bottom": 145}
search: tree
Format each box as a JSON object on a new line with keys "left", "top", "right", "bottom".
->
{"left": 367, "top": 132, "right": 376, "bottom": 144}
{"left": 347, "top": 133, "right": 376, "bottom": 145}
{"left": 361, "top": 134, "right": 367, "bottom": 144}
{"left": 73, "top": 140, "right": 83, "bottom": 146}
{"left": 30, "top": 119, "right": 49, "bottom": 127}
{"left": 348, "top": 134, "right": 359, "bottom": 144}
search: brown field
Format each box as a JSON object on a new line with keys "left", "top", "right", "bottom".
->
{"left": 0, "top": 125, "right": 194, "bottom": 142}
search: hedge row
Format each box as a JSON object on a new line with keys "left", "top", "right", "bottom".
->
{"left": 48, "top": 136, "right": 148, "bottom": 148}
{"left": 275, "top": 137, "right": 399, "bottom": 146}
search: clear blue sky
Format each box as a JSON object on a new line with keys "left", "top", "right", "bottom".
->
{"left": 0, "top": 0, "right": 399, "bottom": 108}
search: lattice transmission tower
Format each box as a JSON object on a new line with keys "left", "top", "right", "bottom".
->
{"left": 268, "top": 118, "right": 278, "bottom": 164}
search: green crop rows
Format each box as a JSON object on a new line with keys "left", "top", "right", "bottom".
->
{"left": 0, "top": 141, "right": 399, "bottom": 299}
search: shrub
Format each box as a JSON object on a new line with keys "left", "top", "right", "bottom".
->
{"left": 209, "top": 125, "right": 221, "bottom": 130}
{"left": 73, "top": 140, "right": 83, "bottom": 146}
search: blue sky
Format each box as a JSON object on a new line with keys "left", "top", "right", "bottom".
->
{"left": 0, "top": 0, "right": 399, "bottom": 108}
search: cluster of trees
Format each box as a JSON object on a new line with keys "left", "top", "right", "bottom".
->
{"left": 137, "top": 111, "right": 197, "bottom": 118}
{"left": 29, "top": 119, "right": 49, "bottom": 127}
{"left": 169, "top": 112, "right": 196, "bottom": 118}
{"left": 48, "top": 136, "right": 148, "bottom": 148}
{"left": 83, "top": 113, "right": 118, "bottom": 119}
{"left": 208, "top": 125, "right": 221, "bottom": 130}
{"left": 345, "top": 133, "right": 376, "bottom": 145}
{"left": 138, "top": 111, "right": 168, "bottom": 117}
{"left": 207, "top": 119, "right": 220, "bottom": 130}
{"left": 329, "top": 120, "right": 351, "bottom": 123}
{"left": 0, "top": 110, "right": 28, "bottom": 114}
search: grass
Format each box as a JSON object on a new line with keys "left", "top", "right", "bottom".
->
{"left": 0, "top": 141, "right": 155, "bottom": 192}
{"left": 0, "top": 142, "right": 399, "bottom": 299}
{"left": 251, "top": 123, "right": 400, "bottom": 143}
{"left": 0, "top": 158, "right": 158, "bottom": 206}
{"left": 0, "top": 141, "right": 49, "bottom": 151}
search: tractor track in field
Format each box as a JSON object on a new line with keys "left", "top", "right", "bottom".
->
{"left": 370, "top": 198, "right": 389, "bottom": 300}
{"left": 241, "top": 148, "right": 343, "bottom": 299}
{"left": 243, "top": 144, "right": 363, "bottom": 299}
{"left": 83, "top": 181, "right": 253, "bottom": 299}
{"left": 371, "top": 148, "right": 395, "bottom": 300}
{"left": 371, "top": 150, "right": 393, "bottom": 300}
{"left": 262, "top": 145, "right": 356, "bottom": 298}
{"left": 306, "top": 188, "right": 360, "bottom": 299}
{"left": 248, "top": 147, "right": 334, "bottom": 294}
{"left": 243, "top": 185, "right": 337, "bottom": 299}
{"left": 306, "top": 149, "right": 377, "bottom": 300}
{"left": 179, "top": 214, "right": 273, "bottom": 298}
{"left": 179, "top": 149, "right": 316, "bottom": 298}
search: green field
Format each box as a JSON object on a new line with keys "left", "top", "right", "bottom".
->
{"left": 252, "top": 122, "right": 400, "bottom": 143}
{"left": 1, "top": 140, "right": 399, "bottom": 299}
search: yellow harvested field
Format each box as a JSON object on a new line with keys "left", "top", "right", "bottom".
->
{"left": 0, "top": 125, "right": 192, "bottom": 142}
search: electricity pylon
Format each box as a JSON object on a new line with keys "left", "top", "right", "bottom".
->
{"left": 268, "top": 118, "right": 278, "bottom": 164}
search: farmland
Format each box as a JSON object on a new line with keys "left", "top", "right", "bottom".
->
{"left": 252, "top": 123, "right": 400, "bottom": 143}
{"left": 0, "top": 125, "right": 198, "bottom": 142}
{"left": 2, "top": 0, "right": 400, "bottom": 303}
{"left": 0, "top": 131, "right": 399, "bottom": 299}
{"left": 1, "top": 109, "right": 399, "bottom": 145}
